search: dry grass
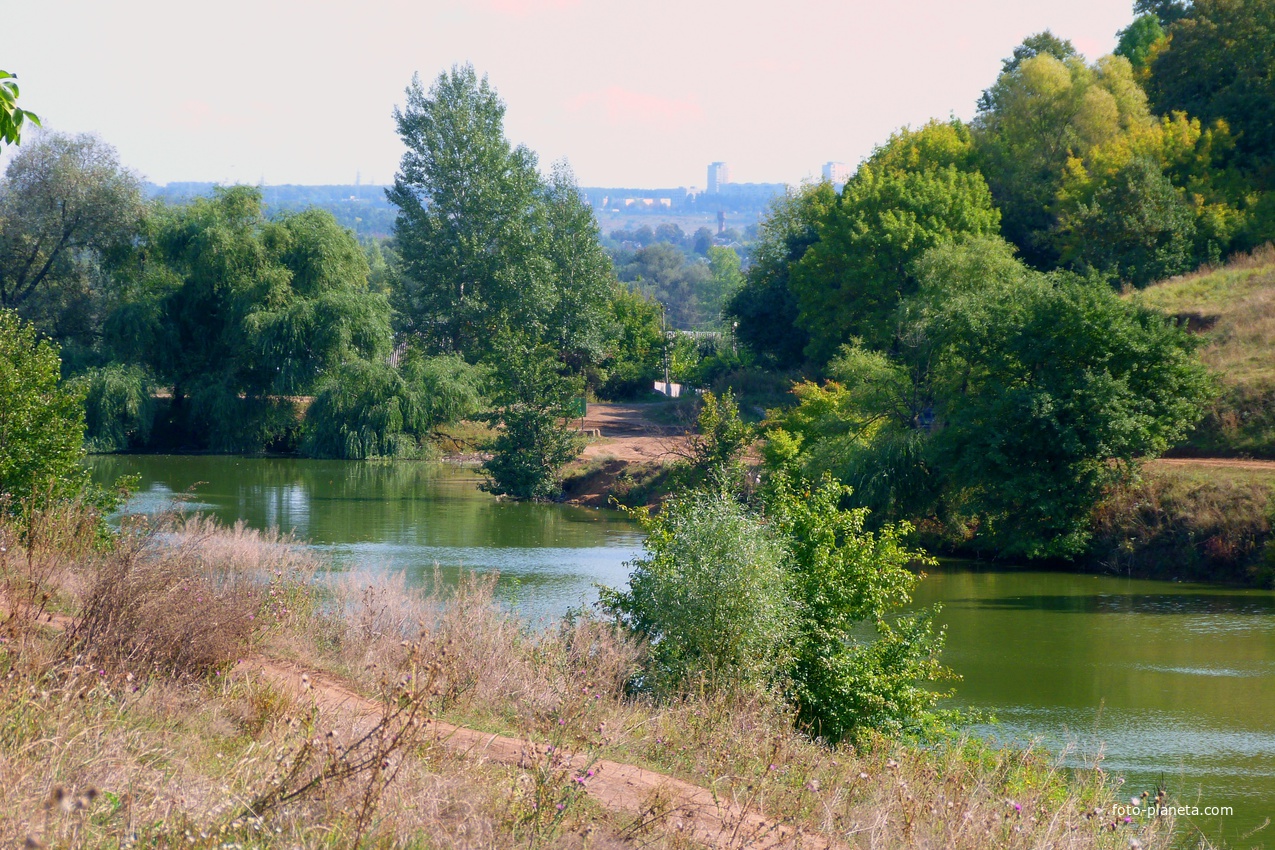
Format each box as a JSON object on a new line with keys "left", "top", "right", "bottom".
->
{"left": 0, "top": 504, "right": 1204, "bottom": 849}
{"left": 1089, "top": 464, "right": 1275, "bottom": 586}
{"left": 1134, "top": 244, "right": 1275, "bottom": 456}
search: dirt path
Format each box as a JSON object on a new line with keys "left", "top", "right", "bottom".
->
{"left": 4, "top": 600, "right": 839, "bottom": 848}
{"left": 577, "top": 403, "right": 689, "bottom": 464}
{"left": 237, "top": 657, "right": 836, "bottom": 850}
{"left": 1153, "top": 456, "right": 1275, "bottom": 472}
{"left": 239, "top": 657, "right": 841, "bottom": 850}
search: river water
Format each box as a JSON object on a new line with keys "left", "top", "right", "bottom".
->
{"left": 89, "top": 455, "right": 1274, "bottom": 843}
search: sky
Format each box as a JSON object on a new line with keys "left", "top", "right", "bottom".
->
{"left": 3, "top": 0, "right": 1138, "bottom": 189}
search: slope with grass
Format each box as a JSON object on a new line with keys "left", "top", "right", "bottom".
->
{"left": 1134, "top": 245, "right": 1275, "bottom": 458}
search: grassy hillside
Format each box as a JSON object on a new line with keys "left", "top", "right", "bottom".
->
{"left": 1134, "top": 244, "right": 1275, "bottom": 457}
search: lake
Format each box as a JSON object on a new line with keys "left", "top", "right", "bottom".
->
{"left": 90, "top": 455, "right": 1274, "bottom": 843}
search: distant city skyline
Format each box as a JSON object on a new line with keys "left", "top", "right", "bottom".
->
{"left": 3, "top": 1, "right": 1137, "bottom": 188}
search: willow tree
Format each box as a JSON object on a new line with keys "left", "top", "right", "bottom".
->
{"left": 105, "top": 187, "right": 392, "bottom": 451}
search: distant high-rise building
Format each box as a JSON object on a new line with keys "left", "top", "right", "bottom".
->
{"left": 822, "top": 161, "right": 852, "bottom": 184}
{"left": 707, "top": 162, "right": 731, "bottom": 194}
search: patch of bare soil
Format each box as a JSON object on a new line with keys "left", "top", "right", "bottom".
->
{"left": 577, "top": 403, "right": 689, "bottom": 464}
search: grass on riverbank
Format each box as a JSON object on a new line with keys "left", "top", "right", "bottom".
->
{"left": 1, "top": 502, "right": 1191, "bottom": 849}
{"left": 1134, "top": 244, "right": 1275, "bottom": 457}
{"left": 1089, "top": 463, "right": 1275, "bottom": 587}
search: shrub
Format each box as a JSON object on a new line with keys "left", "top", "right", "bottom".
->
{"left": 481, "top": 405, "right": 584, "bottom": 501}
{"left": 0, "top": 309, "right": 89, "bottom": 508}
{"left": 601, "top": 490, "right": 793, "bottom": 693}
{"left": 482, "top": 338, "right": 583, "bottom": 500}
{"left": 603, "top": 474, "right": 953, "bottom": 743}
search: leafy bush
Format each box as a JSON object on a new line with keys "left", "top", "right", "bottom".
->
{"left": 0, "top": 309, "right": 89, "bottom": 508}
{"left": 601, "top": 490, "right": 793, "bottom": 693}
{"left": 482, "top": 338, "right": 583, "bottom": 500}
{"left": 604, "top": 475, "right": 952, "bottom": 743}
{"left": 481, "top": 406, "right": 584, "bottom": 500}
{"left": 767, "top": 475, "right": 952, "bottom": 742}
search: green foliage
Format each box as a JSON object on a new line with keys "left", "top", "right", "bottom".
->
{"left": 0, "top": 132, "right": 143, "bottom": 361}
{"left": 601, "top": 491, "right": 794, "bottom": 694}
{"left": 302, "top": 361, "right": 426, "bottom": 459}
{"left": 75, "top": 364, "right": 156, "bottom": 453}
{"left": 303, "top": 352, "right": 485, "bottom": 460}
{"left": 597, "top": 284, "right": 664, "bottom": 400}
{"left": 921, "top": 253, "right": 1213, "bottom": 557}
{"left": 1146, "top": 0, "right": 1275, "bottom": 184}
{"left": 601, "top": 475, "right": 952, "bottom": 742}
{"left": 1055, "top": 156, "right": 1198, "bottom": 287}
{"left": 725, "top": 182, "right": 835, "bottom": 368}
{"left": 703, "top": 246, "right": 743, "bottom": 323}
{"left": 107, "top": 186, "right": 391, "bottom": 452}
{"left": 791, "top": 164, "right": 1000, "bottom": 361}
{"left": 0, "top": 70, "right": 39, "bottom": 146}
{"left": 389, "top": 66, "right": 612, "bottom": 370}
{"left": 975, "top": 53, "right": 1151, "bottom": 267}
{"left": 541, "top": 161, "right": 615, "bottom": 370}
{"left": 481, "top": 338, "right": 584, "bottom": 500}
{"left": 0, "top": 309, "right": 88, "bottom": 506}
{"left": 996, "top": 30, "right": 1078, "bottom": 76}
{"left": 614, "top": 242, "right": 715, "bottom": 330}
{"left": 766, "top": 475, "right": 950, "bottom": 742}
{"left": 683, "top": 390, "right": 753, "bottom": 485}
{"left": 769, "top": 238, "right": 1213, "bottom": 559}
{"left": 1135, "top": 0, "right": 1192, "bottom": 27}
{"left": 1115, "top": 14, "right": 1167, "bottom": 71}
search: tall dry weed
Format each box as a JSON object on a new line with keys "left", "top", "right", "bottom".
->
{"left": 66, "top": 514, "right": 320, "bottom": 679}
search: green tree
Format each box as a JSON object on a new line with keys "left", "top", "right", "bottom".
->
{"left": 703, "top": 246, "right": 743, "bottom": 324}
{"left": 919, "top": 248, "right": 1212, "bottom": 557}
{"left": 1055, "top": 156, "right": 1198, "bottom": 286}
{"left": 302, "top": 352, "right": 485, "bottom": 460}
{"left": 791, "top": 164, "right": 1000, "bottom": 362}
{"left": 615, "top": 242, "right": 714, "bottom": 329}
{"left": 388, "top": 65, "right": 549, "bottom": 356}
{"left": 1115, "top": 14, "right": 1167, "bottom": 71}
{"left": 597, "top": 284, "right": 664, "bottom": 399}
{"left": 0, "top": 70, "right": 39, "bottom": 146}
{"left": 1135, "top": 0, "right": 1193, "bottom": 27}
{"left": 107, "top": 187, "right": 392, "bottom": 451}
{"left": 601, "top": 475, "right": 951, "bottom": 742}
{"left": 1146, "top": 0, "right": 1275, "bottom": 183}
{"left": 0, "top": 309, "right": 88, "bottom": 506}
{"left": 0, "top": 132, "right": 143, "bottom": 366}
{"left": 601, "top": 490, "right": 794, "bottom": 694}
{"left": 75, "top": 363, "right": 156, "bottom": 453}
{"left": 767, "top": 474, "right": 950, "bottom": 742}
{"left": 725, "top": 182, "right": 835, "bottom": 368}
{"left": 541, "top": 161, "right": 615, "bottom": 371}
{"left": 975, "top": 53, "right": 1151, "bottom": 267}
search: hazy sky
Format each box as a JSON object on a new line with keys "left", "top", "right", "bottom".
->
{"left": 4, "top": 1, "right": 1137, "bottom": 188}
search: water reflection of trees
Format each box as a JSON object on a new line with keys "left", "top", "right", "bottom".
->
{"left": 88, "top": 456, "right": 637, "bottom": 550}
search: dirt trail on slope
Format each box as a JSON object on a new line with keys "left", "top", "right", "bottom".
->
{"left": 4, "top": 600, "right": 840, "bottom": 848}
{"left": 239, "top": 657, "right": 842, "bottom": 850}
{"left": 578, "top": 403, "right": 689, "bottom": 464}
{"left": 1152, "top": 457, "right": 1275, "bottom": 472}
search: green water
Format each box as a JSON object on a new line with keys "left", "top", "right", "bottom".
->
{"left": 89, "top": 455, "right": 644, "bottom": 623}
{"left": 90, "top": 456, "right": 1274, "bottom": 842}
